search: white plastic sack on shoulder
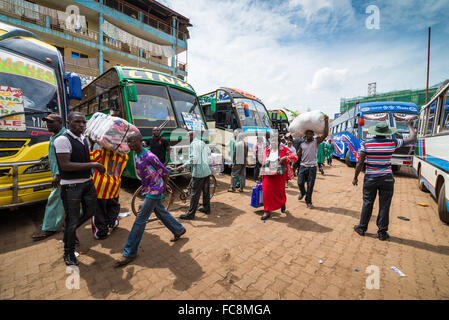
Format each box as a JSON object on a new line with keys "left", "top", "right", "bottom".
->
{"left": 288, "top": 110, "right": 327, "bottom": 138}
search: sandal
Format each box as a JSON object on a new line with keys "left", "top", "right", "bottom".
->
{"left": 32, "top": 230, "right": 56, "bottom": 241}
{"left": 238, "top": 189, "right": 244, "bottom": 192}
{"left": 227, "top": 188, "right": 236, "bottom": 192}
{"left": 261, "top": 212, "right": 271, "bottom": 220}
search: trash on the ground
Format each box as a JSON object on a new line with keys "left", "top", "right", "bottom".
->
{"left": 391, "top": 266, "right": 406, "bottom": 277}
{"left": 75, "top": 251, "right": 80, "bottom": 257}
{"left": 118, "top": 211, "right": 131, "bottom": 218}
{"left": 397, "top": 216, "right": 410, "bottom": 221}
{"left": 319, "top": 260, "right": 323, "bottom": 264}
{"left": 354, "top": 269, "right": 359, "bottom": 272}
{"left": 263, "top": 221, "right": 266, "bottom": 223}
{"left": 417, "top": 203, "right": 429, "bottom": 207}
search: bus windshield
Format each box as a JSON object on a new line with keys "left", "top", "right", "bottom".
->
{"left": 253, "top": 100, "right": 271, "bottom": 128}
{"left": 361, "top": 112, "right": 390, "bottom": 140}
{"left": 0, "top": 72, "right": 59, "bottom": 115}
{"left": 130, "top": 84, "right": 176, "bottom": 128}
{"left": 235, "top": 98, "right": 262, "bottom": 127}
{"left": 167, "top": 87, "right": 205, "bottom": 130}
{"left": 392, "top": 113, "right": 418, "bottom": 132}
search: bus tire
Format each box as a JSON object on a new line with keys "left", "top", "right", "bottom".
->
{"left": 417, "top": 166, "right": 428, "bottom": 192}
{"left": 345, "top": 150, "right": 355, "bottom": 167}
{"left": 438, "top": 184, "right": 449, "bottom": 224}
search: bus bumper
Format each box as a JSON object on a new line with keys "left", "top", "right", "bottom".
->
{"left": 392, "top": 155, "right": 413, "bottom": 167}
{"left": 0, "top": 160, "right": 52, "bottom": 210}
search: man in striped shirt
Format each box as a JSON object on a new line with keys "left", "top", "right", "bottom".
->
{"left": 90, "top": 146, "right": 129, "bottom": 240}
{"left": 353, "top": 121, "right": 416, "bottom": 240}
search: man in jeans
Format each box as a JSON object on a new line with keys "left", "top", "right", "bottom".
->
{"left": 55, "top": 112, "right": 105, "bottom": 266}
{"left": 353, "top": 120, "right": 416, "bottom": 240}
{"left": 297, "top": 115, "right": 329, "bottom": 208}
{"left": 176, "top": 131, "right": 212, "bottom": 219}
{"left": 114, "top": 131, "right": 186, "bottom": 267}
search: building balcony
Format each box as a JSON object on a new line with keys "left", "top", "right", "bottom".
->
{"left": 0, "top": 0, "right": 188, "bottom": 77}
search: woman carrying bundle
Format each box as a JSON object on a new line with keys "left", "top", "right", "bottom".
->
{"left": 259, "top": 133, "right": 298, "bottom": 220}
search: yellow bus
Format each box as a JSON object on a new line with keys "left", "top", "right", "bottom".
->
{"left": 0, "top": 22, "right": 81, "bottom": 209}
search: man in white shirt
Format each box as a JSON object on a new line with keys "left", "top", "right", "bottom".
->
{"left": 54, "top": 112, "right": 105, "bottom": 266}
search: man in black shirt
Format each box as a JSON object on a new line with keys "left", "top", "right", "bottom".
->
{"left": 147, "top": 127, "right": 170, "bottom": 166}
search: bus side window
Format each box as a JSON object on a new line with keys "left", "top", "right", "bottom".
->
{"left": 108, "top": 87, "right": 124, "bottom": 117}
{"left": 440, "top": 91, "right": 449, "bottom": 132}
{"left": 426, "top": 102, "right": 436, "bottom": 135}
{"left": 88, "top": 97, "right": 99, "bottom": 114}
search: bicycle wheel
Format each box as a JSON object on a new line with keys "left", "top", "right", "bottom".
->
{"left": 131, "top": 184, "right": 174, "bottom": 217}
{"left": 209, "top": 175, "right": 217, "bottom": 199}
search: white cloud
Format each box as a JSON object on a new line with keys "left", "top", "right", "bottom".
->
{"left": 160, "top": 0, "right": 449, "bottom": 116}
{"left": 307, "top": 67, "right": 348, "bottom": 92}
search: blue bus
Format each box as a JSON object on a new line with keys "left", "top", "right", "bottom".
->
{"left": 329, "top": 102, "right": 419, "bottom": 170}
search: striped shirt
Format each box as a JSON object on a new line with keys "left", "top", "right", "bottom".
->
{"left": 360, "top": 138, "right": 404, "bottom": 177}
{"left": 90, "top": 148, "right": 129, "bottom": 199}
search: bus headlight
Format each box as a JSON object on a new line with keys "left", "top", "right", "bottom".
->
{"left": 23, "top": 162, "right": 50, "bottom": 174}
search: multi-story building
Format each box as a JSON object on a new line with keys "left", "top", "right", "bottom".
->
{"left": 339, "top": 81, "right": 447, "bottom": 114}
{"left": 0, "top": 0, "right": 191, "bottom": 86}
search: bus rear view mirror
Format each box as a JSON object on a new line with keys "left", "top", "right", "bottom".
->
{"left": 64, "top": 72, "right": 82, "bottom": 100}
{"left": 126, "top": 85, "right": 138, "bottom": 102}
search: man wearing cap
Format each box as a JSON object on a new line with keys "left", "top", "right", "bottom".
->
{"left": 32, "top": 114, "right": 66, "bottom": 241}
{"left": 352, "top": 120, "right": 416, "bottom": 241}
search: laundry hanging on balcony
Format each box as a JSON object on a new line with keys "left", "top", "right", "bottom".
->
{"left": 101, "top": 20, "right": 174, "bottom": 58}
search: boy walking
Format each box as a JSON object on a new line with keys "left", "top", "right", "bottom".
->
{"left": 115, "top": 131, "right": 186, "bottom": 267}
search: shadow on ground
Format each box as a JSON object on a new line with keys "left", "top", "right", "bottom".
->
{"left": 77, "top": 227, "right": 204, "bottom": 298}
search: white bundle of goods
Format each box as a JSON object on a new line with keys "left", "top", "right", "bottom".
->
{"left": 288, "top": 110, "right": 327, "bottom": 138}
{"left": 209, "top": 152, "right": 224, "bottom": 175}
{"left": 85, "top": 112, "right": 140, "bottom": 154}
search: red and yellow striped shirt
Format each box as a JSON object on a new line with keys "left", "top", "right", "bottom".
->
{"left": 90, "top": 148, "right": 129, "bottom": 199}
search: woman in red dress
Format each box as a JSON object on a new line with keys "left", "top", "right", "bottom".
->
{"left": 260, "top": 135, "right": 298, "bottom": 220}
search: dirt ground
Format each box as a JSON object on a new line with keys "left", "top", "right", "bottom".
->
{"left": 1, "top": 161, "right": 449, "bottom": 300}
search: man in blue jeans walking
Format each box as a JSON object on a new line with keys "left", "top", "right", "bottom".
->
{"left": 114, "top": 131, "right": 186, "bottom": 268}
{"left": 297, "top": 115, "right": 329, "bottom": 208}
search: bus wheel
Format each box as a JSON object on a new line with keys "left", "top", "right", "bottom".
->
{"left": 345, "top": 150, "right": 354, "bottom": 167}
{"left": 438, "top": 184, "right": 449, "bottom": 224}
{"left": 417, "top": 166, "right": 428, "bottom": 192}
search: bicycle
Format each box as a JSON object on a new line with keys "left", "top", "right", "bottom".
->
{"left": 131, "top": 169, "right": 217, "bottom": 217}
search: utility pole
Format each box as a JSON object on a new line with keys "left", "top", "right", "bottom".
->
{"left": 426, "top": 27, "right": 431, "bottom": 104}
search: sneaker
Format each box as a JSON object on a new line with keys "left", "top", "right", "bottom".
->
{"left": 170, "top": 228, "right": 186, "bottom": 242}
{"left": 306, "top": 203, "right": 313, "bottom": 208}
{"left": 179, "top": 213, "right": 195, "bottom": 220}
{"left": 378, "top": 232, "right": 390, "bottom": 241}
{"left": 63, "top": 253, "right": 79, "bottom": 266}
{"left": 94, "top": 233, "right": 108, "bottom": 240}
{"left": 298, "top": 193, "right": 305, "bottom": 200}
{"left": 354, "top": 225, "right": 365, "bottom": 236}
{"left": 108, "top": 220, "right": 119, "bottom": 230}
{"left": 31, "top": 230, "right": 56, "bottom": 241}
{"left": 114, "top": 256, "right": 135, "bottom": 268}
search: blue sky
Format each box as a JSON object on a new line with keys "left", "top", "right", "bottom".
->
{"left": 161, "top": 0, "right": 449, "bottom": 115}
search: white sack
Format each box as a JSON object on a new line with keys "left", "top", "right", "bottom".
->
{"left": 288, "top": 110, "right": 327, "bottom": 138}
